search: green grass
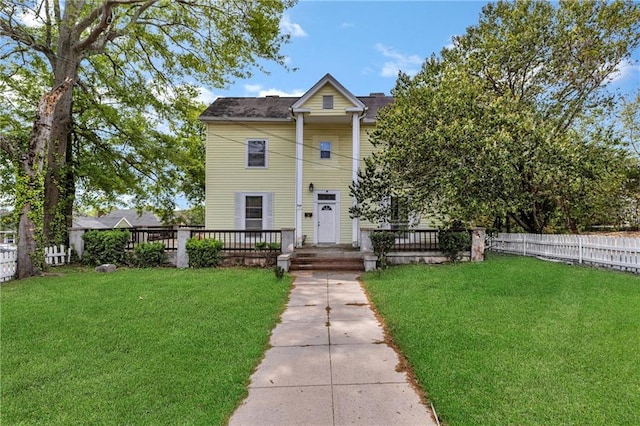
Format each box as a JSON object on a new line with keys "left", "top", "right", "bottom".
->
{"left": 1, "top": 267, "right": 291, "bottom": 425}
{"left": 362, "top": 254, "right": 640, "bottom": 425}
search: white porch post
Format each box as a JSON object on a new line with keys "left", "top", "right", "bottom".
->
{"left": 295, "top": 112, "right": 304, "bottom": 247}
{"left": 352, "top": 112, "right": 360, "bottom": 247}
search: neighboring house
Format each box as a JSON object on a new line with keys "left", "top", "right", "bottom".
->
{"left": 199, "top": 73, "right": 397, "bottom": 247}
{"left": 73, "top": 209, "right": 162, "bottom": 229}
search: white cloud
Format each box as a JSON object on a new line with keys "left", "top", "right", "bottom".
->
{"left": 244, "top": 84, "right": 304, "bottom": 97}
{"left": 280, "top": 15, "right": 307, "bottom": 38}
{"left": 196, "top": 87, "right": 217, "bottom": 105}
{"left": 341, "top": 22, "right": 354, "bottom": 29}
{"left": 375, "top": 43, "right": 423, "bottom": 78}
{"left": 607, "top": 58, "right": 640, "bottom": 84}
{"left": 15, "top": 1, "right": 49, "bottom": 27}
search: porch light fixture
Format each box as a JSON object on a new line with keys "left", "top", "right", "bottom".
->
{"left": 308, "top": 183, "right": 314, "bottom": 192}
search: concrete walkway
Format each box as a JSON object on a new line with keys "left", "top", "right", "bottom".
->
{"left": 229, "top": 271, "right": 438, "bottom": 426}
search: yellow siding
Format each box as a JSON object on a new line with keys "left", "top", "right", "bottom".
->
{"left": 301, "top": 124, "right": 353, "bottom": 243}
{"left": 301, "top": 85, "right": 356, "bottom": 117}
{"left": 205, "top": 122, "right": 296, "bottom": 229}
{"left": 205, "top": 119, "right": 383, "bottom": 243}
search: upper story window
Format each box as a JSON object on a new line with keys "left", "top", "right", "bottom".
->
{"left": 322, "top": 95, "right": 334, "bottom": 109}
{"left": 320, "top": 141, "right": 331, "bottom": 159}
{"left": 247, "top": 139, "right": 267, "bottom": 168}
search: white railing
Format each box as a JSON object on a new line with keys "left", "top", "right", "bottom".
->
{"left": 491, "top": 233, "right": 640, "bottom": 273}
{"left": 1, "top": 250, "right": 17, "bottom": 282}
{"left": 0, "top": 245, "right": 72, "bottom": 282}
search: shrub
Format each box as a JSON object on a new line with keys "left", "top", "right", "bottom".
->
{"left": 131, "top": 242, "right": 166, "bottom": 267}
{"left": 186, "top": 238, "right": 223, "bottom": 268}
{"left": 370, "top": 230, "right": 397, "bottom": 269}
{"left": 438, "top": 229, "right": 471, "bottom": 263}
{"left": 82, "top": 230, "right": 130, "bottom": 266}
{"left": 274, "top": 265, "right": 285, "bottom": 280}
{"left": 255, "top": 241, "right": 282, "bottom": 251}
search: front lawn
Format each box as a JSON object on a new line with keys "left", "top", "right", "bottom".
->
{"left": 1, "top": 267, "right": 291, "bottom": 425}
{"left": 363, "top": 255, "right": 640, "bottom": 425}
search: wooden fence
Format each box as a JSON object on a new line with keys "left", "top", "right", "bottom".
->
{"left": 0, "top": 245, "right": 72, "bottom": 282}
{"left": 45, "top": 245, "right": 72, "bottom": 266}
{"left": 1, "top": 250, "right": 17, "bottom": 282}
{"left": 490, "top": 233, "right": 640, "bottom": 273}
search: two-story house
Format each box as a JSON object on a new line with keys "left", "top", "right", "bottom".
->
{"left": 199, "top": 74, "right": 395, "bottom": 247}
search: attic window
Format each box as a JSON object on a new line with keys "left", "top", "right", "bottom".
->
{"left": 322, "top": 95, "right": 334, "bottom": 109}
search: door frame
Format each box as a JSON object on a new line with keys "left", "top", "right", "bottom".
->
{"left": 313, "top": 190, "right": 340, "bottom": 244}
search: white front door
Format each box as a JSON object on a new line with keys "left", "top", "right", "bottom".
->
{"left": 317, "top": 203, "right": 337, "bottom": 243}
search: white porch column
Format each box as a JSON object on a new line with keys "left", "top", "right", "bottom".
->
{"left": 352, "top": 112, "right": 361, "bottom": 247}
{"left": 295, "top": 112, "right": 304, "bottom": 247}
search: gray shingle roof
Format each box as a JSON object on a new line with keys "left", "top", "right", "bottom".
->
{"left": 199, "top": 95, "right": 394, "bottom": 123}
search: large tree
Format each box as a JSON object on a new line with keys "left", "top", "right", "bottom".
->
{"left": 1, "top": 0, "right": 294, "bottom": 277}
{"left": 352, "top": 0, "right": 640, "bottom": 233}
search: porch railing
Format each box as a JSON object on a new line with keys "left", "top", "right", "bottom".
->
{"left": 189, "top": 229, "right": 282, "bottom": 252}
{"left": 128, "top": 227, "right": 178, "bottom": 251}
{"left": 391, "top": 229, "right": 472, "bottom": 252}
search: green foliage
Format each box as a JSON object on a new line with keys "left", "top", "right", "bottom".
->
{"left": 352, "top": 0, "right": 640, "bottom": 233}
{"left": 186, "top": 238, "right": 223, "bottom": 268}
{"left": 438, "top": 229, "right": 471, "bottom": 263}
{"left": 82, "top": 230, "right": 130, "bottom": 266}
{"left": 1, "top": 0, "right": 295, "bottom": 242}
{"left": 274, "top": 265, "right": 285, "bottom": 280}
{"left": 131, "top": 242, "right": 166, "bottom": 268}
{"left": 255, "top": 241, "right": 281, "bottom": 251}
{"left": 370, "top": 230, "right": 397, "bottom": 269}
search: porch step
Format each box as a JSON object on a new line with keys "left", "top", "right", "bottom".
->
{"left": 289, "top": 255, "right": 365, "bottom": 272}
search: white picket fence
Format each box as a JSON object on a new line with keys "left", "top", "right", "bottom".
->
{"left": 44, "top": 244, "right": 72, "bottom": 266}
{"left": 491, "top": 233, "right": 640, "bottom": 273}
{"left": 1, "top": 250, "right": 17, "bottom": 282}
{"left": 0, "top": 245, "right": 72, "bottom": 282}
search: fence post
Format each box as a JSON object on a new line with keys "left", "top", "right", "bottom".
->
{"left": 359, "top": 228, "right": 374, "bottom": 253}
{"left": 69, "top": 228, "right": 86, "bottom": 259}
{"left": 579, "top": 236, "right": 583, "bottom": 264}
{"left": 176, "top": 228, "right": 190, "bottom": 268}
{"left": 281, "top": 228, "right": 295, "bottom": 254}
{"left": 471, "top": 228, "right": 486, "bottom": 262}
{"left": 523, "top": 234, "right": 527, "bottom": 256}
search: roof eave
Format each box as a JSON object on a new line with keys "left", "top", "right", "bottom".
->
{"left": 199, "top": 116, "right": 293, "bottom": 123}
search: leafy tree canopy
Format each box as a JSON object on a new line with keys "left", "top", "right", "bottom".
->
{"left": 351, "top": 0, "right": 640, "bottom": 233}
{"left": 1, "top": 0, "right": 294, "bottom": 228}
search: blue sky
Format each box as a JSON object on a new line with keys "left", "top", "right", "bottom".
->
{"left": 198, "top": 0, "right": 639, "bottom": 103}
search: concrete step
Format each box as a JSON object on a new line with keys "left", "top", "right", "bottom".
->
{"left": 290, "top": 256, "right": 365, "bottom": 271}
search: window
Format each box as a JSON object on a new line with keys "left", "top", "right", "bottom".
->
{"left": 235, "top": 192, "right": 273, "bottom": 231}
{"left": 318, "top": 193, "right": 336, "bottom": 201}
{"left": 247, "top": 139, "right": 267, "bottom": 168}
{"left": 390, "top": 197, "right": 410, "bottom": 230}
{"left": 245, "top": 196, "right": 263, "bottom": 230}
{"left": 322, "top": 95, "right": 333, "bottom": 109}
{"left": 320, "top": 141, "right": 331, "bottom": 159}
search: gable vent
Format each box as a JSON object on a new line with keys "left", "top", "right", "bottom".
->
{"left": 322, "top": 95, "right": 334, "bottom": 109}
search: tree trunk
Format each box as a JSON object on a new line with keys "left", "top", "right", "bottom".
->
{"left": 16, "top": 78, "right": 73, "bottom": 279}
{"left": 43, "top": 54, "right": 79, "bottom": 245}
